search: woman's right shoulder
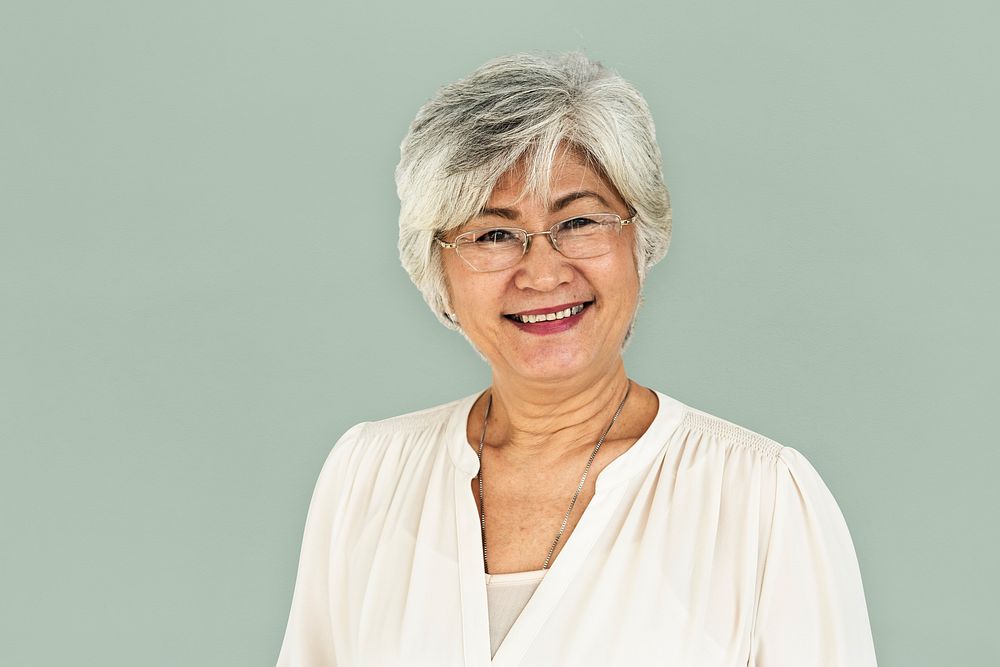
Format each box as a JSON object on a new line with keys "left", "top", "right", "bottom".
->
{"left": 316, "top": 393, "right": 475, "bottom": 479}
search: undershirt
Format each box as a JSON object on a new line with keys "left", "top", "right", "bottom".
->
{"left": 484, "top": 569, "right": 547, "bottom": 658}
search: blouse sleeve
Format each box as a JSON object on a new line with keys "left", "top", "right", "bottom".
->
{"left": 276, "top": 424, "right": 363, "bottom": 667}
{"left": 748, "top": 446, "right": 878, "bottom": 666}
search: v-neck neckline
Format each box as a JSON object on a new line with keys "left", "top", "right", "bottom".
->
{"left": 448, "top": 389, "right": 688, "bottom": 666}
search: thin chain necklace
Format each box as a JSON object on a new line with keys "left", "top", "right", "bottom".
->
{"left": 476, "top": 381, "right": 632, "bottom": 574}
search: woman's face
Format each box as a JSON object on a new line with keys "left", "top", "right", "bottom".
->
{"left": 440, "top": 146, "right": 640, "bottom": 384}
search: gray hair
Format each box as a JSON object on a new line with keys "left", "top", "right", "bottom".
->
{"left": 395, "top": 51, "right": 672, "bottom": 347}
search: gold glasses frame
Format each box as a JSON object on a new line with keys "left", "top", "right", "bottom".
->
{"left": 434, "top": 212, "right": 635, "bottom": 273}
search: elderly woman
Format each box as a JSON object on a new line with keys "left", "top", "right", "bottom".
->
{"left": 277, "top": 52, "right": 878, "bottom": 666}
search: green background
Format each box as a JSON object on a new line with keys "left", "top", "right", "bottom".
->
{"left": 2, "top": 0, "right": 997, "bottom": 665}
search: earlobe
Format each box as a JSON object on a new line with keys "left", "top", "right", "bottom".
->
{"left": 440, "top": 294, "right": 459, "bottom": 325}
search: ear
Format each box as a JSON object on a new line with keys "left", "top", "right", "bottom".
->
{"left": 439, "top": 292, "right": 460, "bottom": 327}
{"left": 438, "top": 274, "right": 460, "bottom": 326}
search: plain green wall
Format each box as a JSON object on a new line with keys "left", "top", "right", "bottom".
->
{"left": 2, "top": 0, "right": 997, "bottom": 665}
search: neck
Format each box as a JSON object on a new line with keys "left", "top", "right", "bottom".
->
{"left": 482, "top": 359, "right": 632, "bottom": 467}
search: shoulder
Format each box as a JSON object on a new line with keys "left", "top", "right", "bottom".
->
{"left": 318, "top": 394, "right": 474, "bottom": 478}
{"left": 672, "top": 399, "right": 786, "bottom": 462}
{"left": 342, "top": 394, "right": 469, "bottom": 445}
{"left": 659, "top": 398, "right": 846, "bottom": 538}
{"left": 665, "top": 396, "right": 834, "bottom": 499}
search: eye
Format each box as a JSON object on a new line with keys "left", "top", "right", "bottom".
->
{"left": 560, "top": 216, "right": 600, "bottom": 232}
{"left": 473, "top": 228, "right": 519, "bottom": 244}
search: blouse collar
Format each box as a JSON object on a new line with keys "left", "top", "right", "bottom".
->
{"left": 445, "top": 388, "right": 688, "bottom": 490}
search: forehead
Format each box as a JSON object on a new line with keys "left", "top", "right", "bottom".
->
{"left": 486, "top": 145, "right": 619, "bottom": 211}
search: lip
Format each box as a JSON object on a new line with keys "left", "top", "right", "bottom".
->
{"left": 505, "top": 301, "right": 590, "bottom": 317}
{"left": 504, "top": 301, "right": 592, "bottom": 336}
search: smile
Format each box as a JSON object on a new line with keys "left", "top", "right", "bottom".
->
{"left": 504, "top": 301, "right": 592, "bottom": 324}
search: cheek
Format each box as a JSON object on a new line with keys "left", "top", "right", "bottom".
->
{"left": 596, "top": 251, "right": 640, "bottom": 296}
{"left": 603, "top": 258, "right": 641, "bottom": 320}
{"left": 440, "top": 256, "right": 466, "bottom": 311}
{"left": 446, "top": 272, "right": 506, "bottom": 321}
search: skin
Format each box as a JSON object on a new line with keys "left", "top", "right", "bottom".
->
{"left": 440, "top": 143, "right": 661, "bottom": 573}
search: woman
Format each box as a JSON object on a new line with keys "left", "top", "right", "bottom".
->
{"left": 277, "top": 52, "right": 878, "bottom": 666}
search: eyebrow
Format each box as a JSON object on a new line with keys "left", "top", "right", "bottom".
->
{"left": 476, "top": 190, "right": 613, "bottom": 220}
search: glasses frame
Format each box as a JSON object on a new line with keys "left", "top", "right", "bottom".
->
{"left": 434, "top": 212, "right": 635, "bottom": 273}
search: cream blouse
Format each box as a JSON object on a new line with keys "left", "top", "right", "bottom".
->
{"left": 276, "top": 390, "right": 878, "bottom": 666}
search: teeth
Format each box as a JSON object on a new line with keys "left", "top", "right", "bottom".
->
{"left": 513, "top": 303, "right": 586, "bottom": 324}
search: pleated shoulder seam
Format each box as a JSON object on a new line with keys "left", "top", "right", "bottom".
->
{"left": 356, "top": 399, "right": 464, "bottom": 436}
{"left": 680, "top": 408, "right": 784, "bottom": 460}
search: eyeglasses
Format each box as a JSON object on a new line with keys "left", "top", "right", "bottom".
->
{"left": 435, "top": 212, "right": 635, "bottom": 272}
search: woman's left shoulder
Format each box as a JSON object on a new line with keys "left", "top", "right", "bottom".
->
{"left": 661, "top": 394, "right": 840, "bottom": 497}
{"left": 663, "top": 395, "right": 786, "bottom": 464}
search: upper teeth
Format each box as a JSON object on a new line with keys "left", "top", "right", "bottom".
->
{"left": 513, "top": 303, "right": 586, "bottom": 324}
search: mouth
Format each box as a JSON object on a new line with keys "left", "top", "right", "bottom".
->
{"left": 503, "top": 300, "right": 593, "bottom": 324}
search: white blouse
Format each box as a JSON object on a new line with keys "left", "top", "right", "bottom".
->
{"left": 276, "top": 390, "right": 878, "bottom": 666}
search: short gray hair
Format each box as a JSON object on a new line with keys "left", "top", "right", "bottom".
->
{"left": 396, "top": 51, "right": 672, "bottom": 345}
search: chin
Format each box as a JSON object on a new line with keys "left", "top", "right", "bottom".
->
{"left": 506, "top": 347, "right": 596, "bottom": 382}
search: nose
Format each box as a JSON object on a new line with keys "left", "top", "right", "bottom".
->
{"left": 513, "top": 231, "right": 573, "bottom": 292}
{"left": 524, "top": 230, "right": 560, "bottom": 252}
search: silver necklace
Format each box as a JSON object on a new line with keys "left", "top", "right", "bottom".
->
{"left": 476, "top": 381, "right": 632, "bottom": 574}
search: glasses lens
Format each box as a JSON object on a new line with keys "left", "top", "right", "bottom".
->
{"left": 456, "top": 228, "right": 526, "bottom": 271}
{"left": 552, "top": 214, "right": 621, "bottom": 258}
